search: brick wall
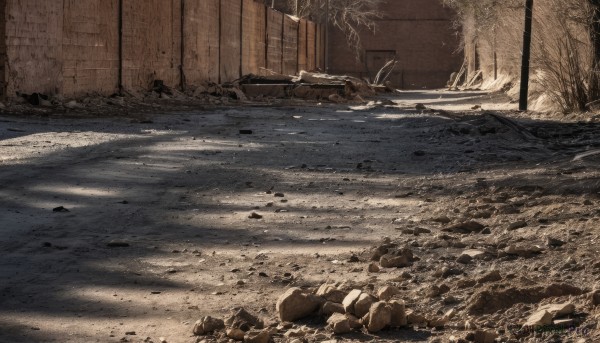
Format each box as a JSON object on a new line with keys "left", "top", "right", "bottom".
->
{"left": 328, "top": 0, "right": 463, "bottom": 89}
{"left": 0, "top": 0, "right": 324, "bottom": 98}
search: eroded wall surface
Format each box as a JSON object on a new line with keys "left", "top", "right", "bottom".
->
{"left": 2, "top": 0, "right": 323, "bottom": 97}
{"left": 328, "top": 0, "right": 462, "bottom": 89}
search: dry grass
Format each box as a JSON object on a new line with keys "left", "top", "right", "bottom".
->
{"left": 446, "top": 0, "right": 599, "bottom": 113}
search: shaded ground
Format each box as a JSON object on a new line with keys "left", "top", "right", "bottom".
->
{"left": 1, "top": 90, "right": 600, "bottom": 343}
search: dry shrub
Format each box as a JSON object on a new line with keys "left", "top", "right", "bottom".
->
{"left": 446, "top": 0, "right": 599, "bottom": 113}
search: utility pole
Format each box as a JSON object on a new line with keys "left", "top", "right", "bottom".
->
{"left": 325, "top": 0, "right": 330, "bottom": 72}
{"left": 519, "top": 0, "right": 534, "bottom": 111}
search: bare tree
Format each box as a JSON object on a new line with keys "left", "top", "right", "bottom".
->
{"left": 285, "top": 0, "right": 384, "bottom": 60}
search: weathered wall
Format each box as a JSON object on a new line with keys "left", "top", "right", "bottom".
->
{"left": 282, "top": 15, "right": 298, "bottom": 75}
{"left": 220, "top": 0, "right": 242, "bottom": 83}
{"left": 4, "top": 0, "right": 63, "bottom": 96}
{"left": 122, "top": 0, "right": 181, "bottom": 91}
{"left": 242, "top": 0, "right": 266, "bottom": 75}
{"left": 1, "top": 0, "right": 323, "bottom": 98}
{"left": 184, "top": 0, "right": 220, "bottom": 84}
{"left": 328, "top": 0, "right": 462, "bottom": 89}
{"left": 62, "top": 0, "right": 119, "bottom": 96}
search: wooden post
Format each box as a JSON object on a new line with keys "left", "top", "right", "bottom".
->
{"left": 519, "top": 0, "right": 534, "bottom": 111}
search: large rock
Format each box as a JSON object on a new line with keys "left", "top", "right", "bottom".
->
{"left": 538, "top": 303, "right": 575, "bottom": 317}
{"left": 327, "top": 313, "right": 361, "bottom": 334}
{"left": 226, "top": 328, "right": 245, "bottom": 341}
{"left": 523, "top": 310, "right": 553, "bottom": 327}
{"left": 377, "top": 285, "right": 400, "bottom": 301}
{"left": 388, "top": 300, "right": 407, "bottom": 327}
{"left": 342, "top": 289, "right": 362, "bottom": 314}
{"left": 276, "top": 287, "right": 324, "bottom": 322}
{"left": 322, "top": 301, "right": 345, "bottom": 316}
{"left": 193, "top": 316, "right": 225, "bottom": 335}
{"left": 316, "top": 284, "right": 347, "bottom": 303}
{"left": 225, "top": 308, "right": 264, "bottom": 331}
{"left": 365, "top": 302, "right": 392, "bottom": 333}
{"left": 354, "top": 293, "right": 376, "bottom": 318}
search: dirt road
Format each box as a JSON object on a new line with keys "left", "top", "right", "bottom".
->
{"left": 1, "top": 90, "right": 599, "bottom": 343}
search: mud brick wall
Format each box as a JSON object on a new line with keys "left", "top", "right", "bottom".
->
{"left": 242, "top": 0, "right": 266, "bottom": 76}
{"left": 282, "top": 15, "right": 298, "bottom": 76}
{"left": 0, "top": 0, "right": 323, "bottom": 98}
{"left": 184, "top": 0, "right": 220, "bottom": 84}
{"left": 4, "top": 0, "right": 64, "bottom": 97}
{"left": 62, "top": 0, "right": 119, "bottom": 96}
{"left": 328, "top": 0, "right": 462, "bottom": 89}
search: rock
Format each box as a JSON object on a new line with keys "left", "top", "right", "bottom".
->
{"left": 244, "top": 329, "right": 270, "bottom": 343}
{"left": 379, "top": 248, "right": 413, "bottom": 268}
{"left": 342, "top": 289, "right": 362, "bottom": 314}
{"left": 193, "top": 316, "right": 225, "bottom": 335}
{"left": 388, "top": 300, "right": 407, "bottom": 327}
{"left": 415, "top": 103, "right": 427, "bottom": 110}
{"left": 443, "top": 221, "right": 485, "bottom": 234}
{"left": 226, "top": 328, "right": 245, "bottom": 341}
{"left": 508, "top": 220, "right": 527, "bottom": 230}
{"left": 523, "top": 310, "right": 553, "bottom": 327}
{"left": 367, "top": 263, "right": 380, "bottom": 273}
{"left": 322, "top": 301, "right": 345, "bottom": 316}
{"left": 327, "top": 313, "right": 360, "bottom": 334}
{"left": 64, "top": 100, "right": 82, "bottom": 109}
{"left": 377, "top": 285, "right": 400, "bottom": 301}
{"left": 456, "top": 254, "right": 472, "bottom": 264}
{"left": 590, "top": 290, "right": 600, "bottom": 306}
{"left": 538, "top": 303, "right": 575, "bottom": 317}
{"left": 316, "top": 284, "right": 347, "bottom": 303}
{"left": 365, "top": 302, "right": 392, "bottom": 333}
{"left": 546, "top": 237, "right": 565, "bottom": 247}
{"left": 504, "top": 244, "right": 543, "bottom": 258}
{"left": 248, "top": 212, "right": 263, "bottom": 219}
{"left": 432, "top": 216, "right": 451, "bottom": 224}
{"left": 467, "top": 283, "right": 583, "bottom": 315}
{"left": 225, "top": 308, "right": 263, "bottom": 331}
{"left": 276, "top": 288, "right": 324, "bottom": 322}
{"left": 462, "top": 249, "right": 485, "bottom": 259}
{"left": 370, "top": 245, "right": 390, "bottom": 261}
{"left": 473, "top": 330, "right": 498, "bottom": 343}
{"left": 406, "top": 311, "right": 427, "bottom": 325}
{"left": 477, "top": 270, "right": 502, "bottom": 284}
{"left": 428, "top": 317, "right": 447, "bottom": 328}
{"left": 354, "top": 293, "right": 376, "bottom": 318}
{"left": 283, "top": 328, "right": 307, "bottom": 338}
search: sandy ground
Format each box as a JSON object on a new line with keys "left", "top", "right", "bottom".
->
{"left": 1, "top": 90, "right": 600, "bottom": 343}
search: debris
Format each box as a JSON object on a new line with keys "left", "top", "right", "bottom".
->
{"left": 193, "top": 316, "right": 225, "bottom": 335}
{"left": 327, "top": 313, "right": 360, "bottom": 334}
{"left": 523, "top": 310, "right": 553, "bottom": 327}
{"left": 106, "top": 241, "right": 130, "bottom": 248}
{"left": 52, "top": 206, "right": 70, "bottom": 212}
{"left": 473, "top": 330, "right": 498, "bottom": 343}
{"left": 443, "top": 221, "right": 485, "bottom": 234}
{"left": 244, "top": 329, "right": 270, "bottom": 343}
{"left": 248, "top": 212, "right": 263, "bottom": 219}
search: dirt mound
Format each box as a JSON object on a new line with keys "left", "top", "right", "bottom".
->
{"left": 467, "top": 283, "right": 584, "bottom": 315}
